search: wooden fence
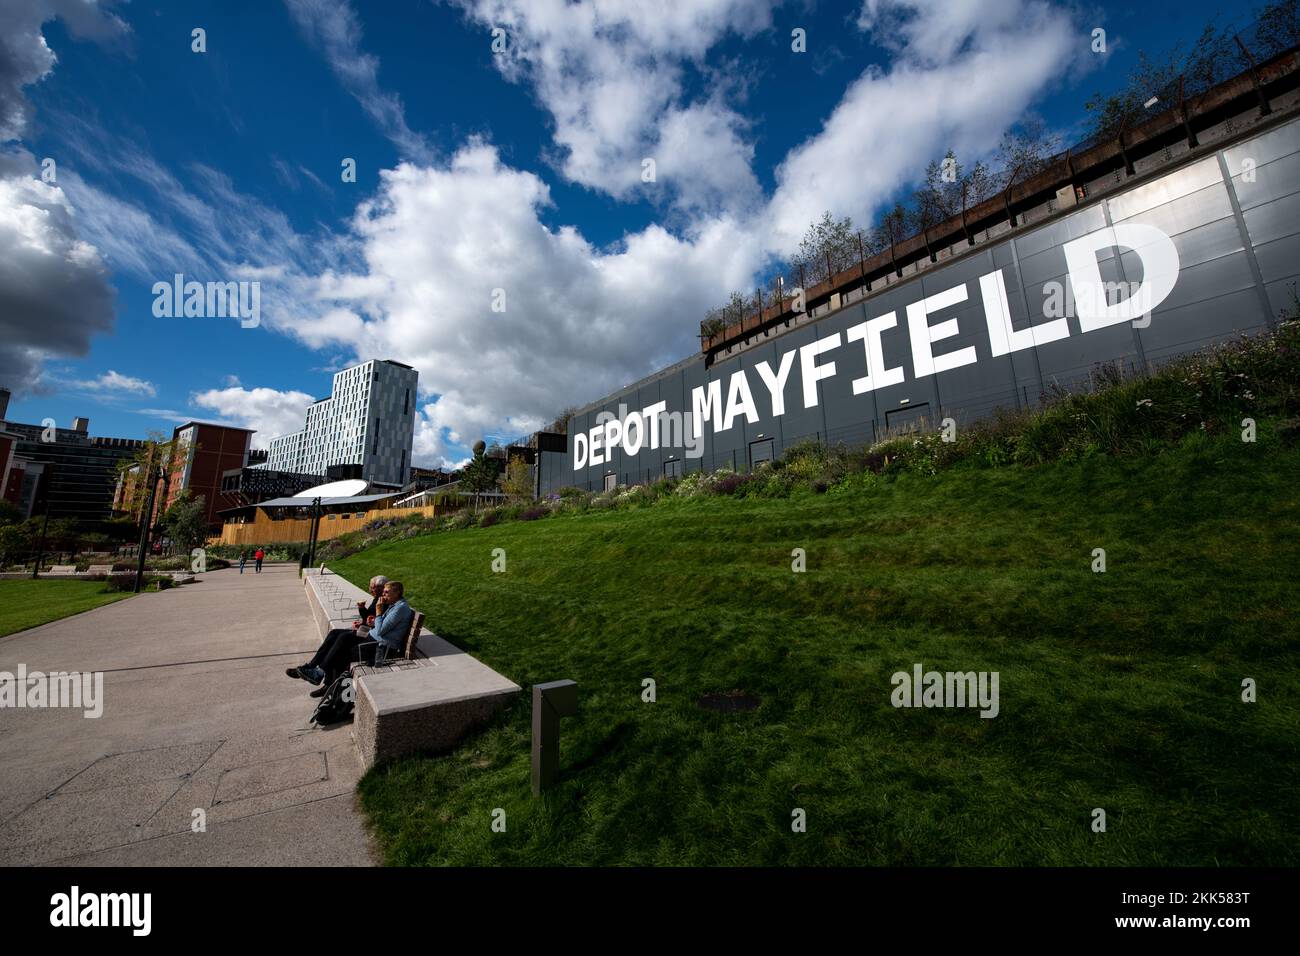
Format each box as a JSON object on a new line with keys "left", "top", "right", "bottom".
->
{"left": 213, "top": 502, "right": 449, "bottom": 547}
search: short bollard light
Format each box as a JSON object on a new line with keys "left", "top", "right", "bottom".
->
{"left": 532, "top": 679, "right": 578, "bottom": 795}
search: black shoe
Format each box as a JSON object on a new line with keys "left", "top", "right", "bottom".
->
{"left": 286, "top": 665, "right": 313, "bottom": 680}
{"left": 309, "top": 685, "right": 328, "bottom": 698}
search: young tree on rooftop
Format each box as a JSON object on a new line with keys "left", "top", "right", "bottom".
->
{"left": 499, "top": 456, "right": 533, "bottom": 501}
{"left": 794, "top": 211, "right": 858, "bottom": 287}
{"left": 994, "top": 119, "right": 1061, "bottom": 188}
{"left": 461, "top": 440, "right": 502, "bottom": 493}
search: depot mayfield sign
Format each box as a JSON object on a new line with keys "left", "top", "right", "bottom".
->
{"left": 573, "top": 222, "right": 1180, "bottom": 471}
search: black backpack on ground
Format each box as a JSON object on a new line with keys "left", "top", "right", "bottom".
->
{"left": 311, "top": 674, "right": 355, "bottom": 726}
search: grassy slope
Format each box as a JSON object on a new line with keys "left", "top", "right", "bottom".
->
{"left": 334, "top": 431, "right": 1300, "bottom": 866}
{"left": 0, "top": 580, "right": 133, "bottom": 637}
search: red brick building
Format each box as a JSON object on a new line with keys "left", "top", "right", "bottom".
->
{"left": 114, "top": 421, "right": 256, "bottom": 532}
{"left": 166, "top": 422, "right": 255, "bottom": 530}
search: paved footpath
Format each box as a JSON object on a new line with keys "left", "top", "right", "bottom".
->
{"left": 0, "top": 564, "right": 376, "bottom": 866}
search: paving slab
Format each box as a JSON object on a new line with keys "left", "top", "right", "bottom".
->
{"left": 0, "top": 564, "right": 377, "bottom": 866}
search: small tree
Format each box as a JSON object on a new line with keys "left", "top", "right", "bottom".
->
{"left": 500, "top": 456, "right": 533, "bottom": 500}
{"left": 162, "top": 490, "right": 208, "bottom": 554}
{"left": 0, "top": 499, "right": 21, "bottom": 527}
{"left": 116, "top": 431, "right": 188, "bottom": 523}
{"left": 793, "top": 211, "right": 858, "bottom": 287}
{"left": 700, "top": 311, "right": 727, "bottom": 337}
{"left": 994, "top": 119, "right": 1061, "bottom": 188}
{"left": 1251, "top": 0, "right": 1300, "bottom": 57}
{"left": 915, "top": 150, "right": 964, "bottom": 227}
{"left": 873, "top": 202, "right": 910, "bottom": 255}
{"left": 548, "top": 407, "right": 577, "bottom": 434}
{"left": 461, "top": 440, "right": 502, "bottom": 493}
{"left": 0, "top": 523, "right": 32, "bottom": 565}
{"left": 41, "top": 517, "right": 82, "bottom": 552}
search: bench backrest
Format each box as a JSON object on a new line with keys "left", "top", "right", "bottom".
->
{"left": 49, "top": 566, "right": 76, "bottom": 574}
{"left": 403, "top": 611, "right": 425, "bottom": 660}
{"left": 87, "top": 565, "right": 115, "bottom": 574}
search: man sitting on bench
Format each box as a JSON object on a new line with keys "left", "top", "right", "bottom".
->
{"left": 290, "top": 581, "right": 414, "bottom": 696}
{"left": 287, "top": 575, "right": 388, "bottom": 690}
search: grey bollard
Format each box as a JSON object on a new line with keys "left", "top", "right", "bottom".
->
{"left": 532, "top": 679, "right": 578, "bottom": 795}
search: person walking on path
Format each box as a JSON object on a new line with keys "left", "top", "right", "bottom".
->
{"left": 254, "top": 548, "right": 265, "bottom": 573}
{"left": 239, "top": 551, "right": 247, "bottom": 574}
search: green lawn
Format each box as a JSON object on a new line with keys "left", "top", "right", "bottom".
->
{"left": 0, "top": 579, "right": 135, "bottom": 637}
{"left": 333, "top": 431, "right": 1300, "bottom": 866}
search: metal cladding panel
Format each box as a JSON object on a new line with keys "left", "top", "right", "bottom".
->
{"left": 819, "top": 302, "right": 874, "bottom": 443}
{"left": 1223, "top": 120, "right": 1300, "bottom": 175}
{"left": 838, "top": 280, "right": 915, "bottom": 424}
{"left": 1156, "top": 216, "right": 1246, "bottom": 274}
{"left": 1143, "top": 288, "right": 1272, "bottom": 364}
{"left": 765, "top": 321, "right": 829, "bottom": 448}
{"left": 994, "top": 252, "right": 1052, "bottom": 397}
{"left": 1242, "top": 191, "right": 1300, "bottom": 252}
{"left": 916, "top": 249, "right": 1019, "bottom": 425}
{"left": 632, "top": 379, "right": 664, "bottom": 484}
{"left": 705, "top": 350, "right": 750, "bottom": 468}
{"left": 1112, "top": 181, "right": 1234, "bottom": 241}
{"left": 1135, "top": 245, "right": 1257, "bottom": 315}
{"left": 542, "top": 115, "right": 1300, "bottom": 494}
{"left": 739, "top": 337, "right": 794, "bottom": 453}
{"left": 1013, "top": 203, "right": 1108, "bottom": 260}
{"left": 1015, "top": 211, "right": 1112, "bottom": 290}
{"left": 1230, "top": 152, "right": 1300, "bottom": 210}
{"left": 569, "top": 407, "right": 592, "bottom": 487}
{"left": 1106, "top": 157, "right": 1224, "bottom": 222}
{"left": 677, "top": 357, "right": 709, "bottom": 474}
{"left": 538, "top": 447, "right": 564, "bottom": 495}
{"left": 1257, "top": 237, "right": 1300, "bottom": 291}
{"left": 1264, "top": 276, "right": 1300, "bottom": 315}
{"left": 1033, "top": 252, "right": 1142, "bottom": 389}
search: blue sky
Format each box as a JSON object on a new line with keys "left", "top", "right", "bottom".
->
{"left": 1, "top": 0, "right": 1242, "bottom": 466}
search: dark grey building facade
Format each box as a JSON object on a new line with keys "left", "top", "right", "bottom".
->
{"left": 547, "top": 113, "right": 1300, "bottom": 494}
{"left": 2, "top": 418, "right": 147, "bottom": 521}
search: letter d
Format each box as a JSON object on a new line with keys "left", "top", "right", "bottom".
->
{"left": 1064, "top": 224, "right": 1179, "bottom": 332}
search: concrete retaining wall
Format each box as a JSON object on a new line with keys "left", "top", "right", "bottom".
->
{"left": 301, "top": 569, "right": 520, "bottom": 769}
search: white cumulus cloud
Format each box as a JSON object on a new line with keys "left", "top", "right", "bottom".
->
{"left": 190, "top": 386, "right": 318, "bottom": 445}
{"left": 453, "top": 0, "right": 771, "bottom": 214}
{"left": 287, "top": 142, "right": 763, "bottom": 465}
{"left": 75, "top": 369, "right": 156, "bottom": 396}
{"left": 765, "top": 0, "right": 1081, "bottom": 250}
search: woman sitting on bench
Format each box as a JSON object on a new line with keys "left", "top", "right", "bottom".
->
{"left": 287, "top": 575, "right": 387, "bottom": 694}
{"left": 288, "top": 581, "right": 413, "bottom": 696}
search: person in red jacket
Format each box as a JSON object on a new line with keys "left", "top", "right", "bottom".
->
{"left": 254, "top": 547, "right": 265, "bottom": 573}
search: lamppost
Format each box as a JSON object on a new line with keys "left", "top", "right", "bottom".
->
{"left": 133, "top": 465, "right": 166, "bottom": 594}
{"left": 30, "top": 507, "right": 51, "bottom": 580}
{"left": 306, "top": 496, "right": 323, "bottom": 567}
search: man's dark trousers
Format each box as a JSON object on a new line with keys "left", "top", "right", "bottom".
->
{"left": 318, "top": 630, "right": 383, "bottom": 686}
{"left": 309, "top": 628, "right": 356, "bottom": 671}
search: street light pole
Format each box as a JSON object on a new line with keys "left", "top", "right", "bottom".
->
{"left": 30, "top": 507, "right": 51, "bottom": 580}
{"left": 306, "top": 496, "right": 322, "bottom": 567}
{"left": 133, "top": 466, "right": 164, "bottom": 594}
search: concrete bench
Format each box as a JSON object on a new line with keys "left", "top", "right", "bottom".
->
{"left": 302, "top": 569, "right": 519, "bottom": 769}
{"left": 86, "top": 564, "right": 117, "bottom": 575}
{"left": 47, "top": 565, "right": 77, "bottom": 576}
